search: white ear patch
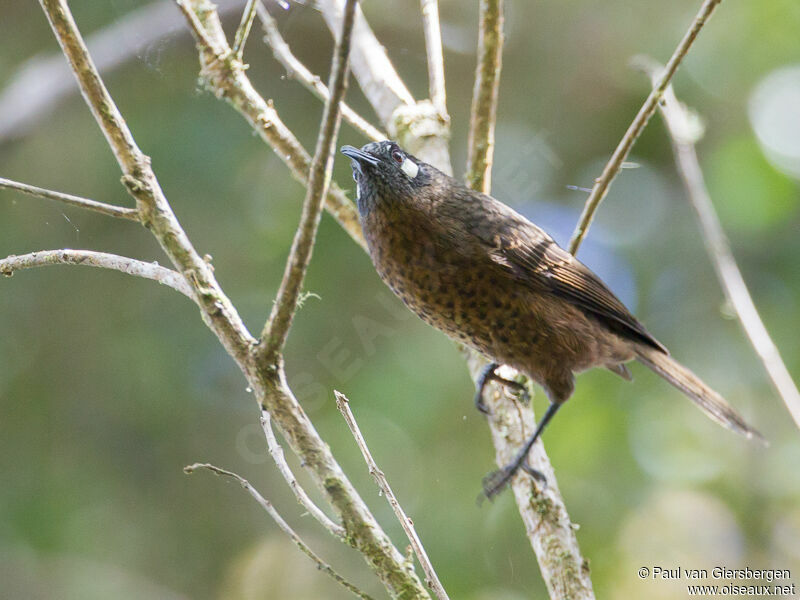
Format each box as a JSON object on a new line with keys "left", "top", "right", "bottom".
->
{"left": 400, "top": 158, "right": 419, "bottom": 179}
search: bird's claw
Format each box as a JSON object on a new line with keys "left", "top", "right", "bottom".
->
{"left": 521, "top": 463, "right": 548, "bottom": 488}
{"left": 475, "top": 363, "right": 530, "bottom": 417}
{"left": 474, "top": 392, "right": 491, "bottom": 416}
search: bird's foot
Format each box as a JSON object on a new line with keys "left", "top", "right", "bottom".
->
{"left": 474, "top": 363, "right": 530, "bottom": 416}
{"left": 480, "top": 458, "right": 547, "bottom": 502}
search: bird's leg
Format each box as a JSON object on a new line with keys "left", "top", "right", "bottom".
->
{"left": 474, "top": 363, "right": 530, "bottom": 415}
{"left": 481, "top": 402, "right": 561, "bottom": 500}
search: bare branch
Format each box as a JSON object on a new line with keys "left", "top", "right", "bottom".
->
{"left": 259, "top": 0, "right": 357, "bottom": 361}
{"left": 334, "top": 392, "right": 450, "bottom": 600}
{"left": 177, "top": 0, "right": 367, "bottom": 250}
{"left": 184, "top": 463, "right": 376, "bottom": 600}
{"left": 260, "top": 410, "right": 347, "bottom": 539}
{"left": 232, "top": 0, "right": 259, "bottom": 59}
{"left": 40, "top": 0, "right": 256, "bottom": 368}
{"left": 637, "top": 58, "right": 800, "bottom": 432}
{"left": 568, "top": 0, "right": 722, "bottom": 255}
{"left": 255, "top": 2, "right": 386, "bottom": 142}
{"left": 0, "top": 249, "right": 194, "bottom": 300}
{"left": 420, "top": 0, "right": 447, "bottom": 116}
{"left": 466, "top": 0, "right": 504, "bottom": 194}
{"left": 0, "top": 176, "right": 139, "bottom": 221}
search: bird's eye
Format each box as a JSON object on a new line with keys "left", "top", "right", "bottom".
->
{"left": 391, "top": 149, "right": 404, "bottom": 164}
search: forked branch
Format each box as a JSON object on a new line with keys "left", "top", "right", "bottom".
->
{"left": 39, "top": 1, "right": 428, "bottom": 595}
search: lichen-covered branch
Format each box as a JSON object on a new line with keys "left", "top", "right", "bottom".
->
{"left": 256, "top": 2, "right": 386, "bottom": 142}
{"left": 0, "top": 176, "right": 139, "bottom": 220}
{"left": 256, "top": 371, "right": 430, "bottom": 598}
{"left": 465, "top": 0, "right": 504, "bottom": 193}
{"left": 335, "top": 392, "right": 450, "bottom": 600}
{"left": 184, "top": 463, "right": 376, "bottom": 600}
{"left": 462, "top": 354, "right": 595, "bottom": 599}
{"left": 568, "top": 0, "right": 722, "bottom": 255}
{"left": 0, "top": 249, "right": 194, "bottom": 299}
{"left": 638, "top": 58, "right": 800, "bottom": 432}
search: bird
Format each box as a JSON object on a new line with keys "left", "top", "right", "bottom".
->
{"left": 340, "top": 140, "right": 764, "bottom": 498}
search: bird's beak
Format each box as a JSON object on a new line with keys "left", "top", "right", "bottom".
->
{"left": 341, "top": 145, "right": 379, "bottom": 174}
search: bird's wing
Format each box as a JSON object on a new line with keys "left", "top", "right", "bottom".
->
{"left": 464, "top": 197, "right": 667, "bottom": 353}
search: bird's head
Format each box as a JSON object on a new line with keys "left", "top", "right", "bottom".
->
{"left": 340, "top": 141, "right": 430, "bottom": 215}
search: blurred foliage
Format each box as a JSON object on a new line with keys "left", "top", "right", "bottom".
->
{"left": 1, "top": 0, "right": 799, "bottom": 598}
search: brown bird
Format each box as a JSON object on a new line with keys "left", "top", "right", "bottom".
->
{"left": 341, "top": 140, "right": 764, "bottom": 497}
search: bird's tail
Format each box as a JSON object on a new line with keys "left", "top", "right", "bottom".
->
{"left": 635, "top": 346, "right": 766, "bottom": 444}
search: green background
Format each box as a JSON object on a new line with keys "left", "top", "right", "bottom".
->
{"left": 1, "top": 0, "right": 799, "bottom": 598}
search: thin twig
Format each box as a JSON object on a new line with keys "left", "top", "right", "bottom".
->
{"left": 334, "top": 391, "right": 450, "bottom": 600}
{"left": 465, "top": 0, "right": 504, "bottom": 194}
{"left": 177, "top": 0, "right": 366, "bottom": 250}
{"left": 0, "top": 176, "right": 139, "bottom": 221}
{"left": 259, "top": 0, "right": 357, "bottom": 361}
{"left": 637, "top": 58, "right": 800, "bottom": 432}
{"left": 568, "top": 0, "right": 722, "bottom": 255}
{"left": 232, "top": 0, "right": 259, "bottom": 59}
{"left": 184, "top": 463, "right": 376, "bottom": 600}
{"left": 0, "top": 249, "right": 195, "bottom": 300}
{"left": 260, "top": 410, "right": 347, "bottom": 539}
{"left": 420, "top": 0, "right": 447, "bottom": 116}
{"left": 256, "top": 2, "right": 385, "bottom": 142}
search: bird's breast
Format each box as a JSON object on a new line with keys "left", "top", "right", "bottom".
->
{"left": 361, "top": 208, "right": 518, "bottom": 355}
